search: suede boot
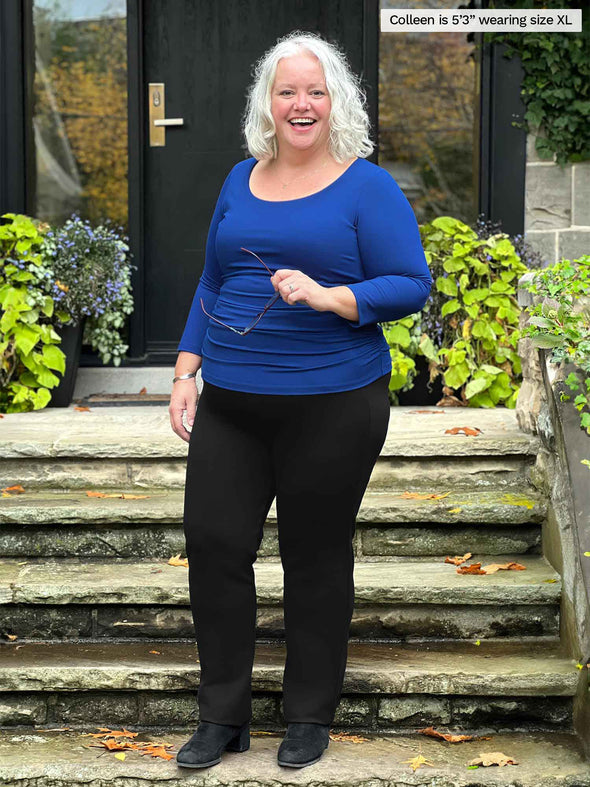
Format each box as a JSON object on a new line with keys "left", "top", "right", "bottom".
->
{"left": 176, "top": 720, "right": 250, "bottom": 768}
{"left": 277, "top": 722, "right": 330, "bottom": 768}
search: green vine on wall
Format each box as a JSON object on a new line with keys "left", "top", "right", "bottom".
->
{"left": 482, "top": 0, "right": 590, "bottom": 166}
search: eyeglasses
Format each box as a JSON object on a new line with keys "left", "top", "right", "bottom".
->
{"left": 200, "top": 247, "right": 280, "bottom": 335}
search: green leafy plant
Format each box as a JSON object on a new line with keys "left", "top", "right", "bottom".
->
{"left": 39, "top": 214, "right": 136, "bottom": 365}
{"left": 382, "top": 216, "right": 529, "bottom": 407}
{"left": 0, "top": 213, "right": 66, "bottom": 412}
{"left": 520, "top": 254, "right": 590, "bottom": 433}
{"left": 482, "top": 0, "right": 590, "bottom": 166}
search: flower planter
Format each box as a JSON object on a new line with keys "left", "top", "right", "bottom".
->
{"left": 47, "top": 319, "right": 85, "bottom": 408}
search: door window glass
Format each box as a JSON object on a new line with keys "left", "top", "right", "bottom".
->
{"left": 379, "top": 0, "right": 479, "bottom": 225}
{"left": 31, "top": 0, "right": 128, "bottom": 229}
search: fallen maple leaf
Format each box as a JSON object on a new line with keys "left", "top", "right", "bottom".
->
{"left": 402, "top": 753, "right": 435, "bottom": 771}
{"left": 444, "top": 426, "right": 483, "bottom": 436}
{"left": 2, "top": 485, "right": 25, "bottom": 494}
{"left": 457, "top": 562, "right": 486, "bottom": 575}
{"left": 139, "top": 387, "right": 147, "bottom": 395}
{"left": 480, "top": 561, "right": 526, "bottom": 574}
{"left": 168, "top": 554, "right": 189, "bottom": 567}
{"left": 138, "top": 744, "right": 175, "bottom": 760}
{"left": 399, "top": 491, "right": 452, "bottom": 500}
{"left": 418, "top": 726, "right": 474, "bottom": 742}
{"left": 445, "top": 553, "right": 472, "bottom": 565}
{"left": 83, "top": 727, "right": 138, "bottom": 739}
{"left": 74, "top": 406, "right": 91, "bottom": 411}
{"left": 468, "top": 751, "right": 518, "bottom": 767}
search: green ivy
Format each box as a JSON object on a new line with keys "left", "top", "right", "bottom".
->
{"left": 482, "top": 0, "right": 590, "bottom": 166}
{"left": 0, "top": 214, "right": 69, "bottom": 412}
{"left": 382, "top": 216, "right": 528, "bottom": 407}
{"left": 520, "top": 254, "right": 590, "bottom": 433}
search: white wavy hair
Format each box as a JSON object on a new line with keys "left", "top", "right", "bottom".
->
{"left": 242, "top": 30, "right": 374, "bottom": 163}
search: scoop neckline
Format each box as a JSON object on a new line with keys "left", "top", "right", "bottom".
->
{"left": 246, "top": 157, "right": 361, "bottom": 204}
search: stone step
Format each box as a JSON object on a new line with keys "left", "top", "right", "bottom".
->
{"left": 0, "top": 487, "right": 547, "bottom": 527}
{"left": 0, "top": 728, "right": 589, "bottom": 786}
{"left": 0, "top": 556, "right": 560, "bottom": 641}
{"left": 0, "top": 406, "right": 542, "bottom": 493}
{"left": 1, "top": 727, "right": 589, "bottom": 786}
{"left": 0, "top": 453, "right": 536, "bottom": 491}
{"left": 0, "top": 640, "right": 580, "bottom": 732}
{"left": 0, "top": 521, "right": 542, "bottom": 560}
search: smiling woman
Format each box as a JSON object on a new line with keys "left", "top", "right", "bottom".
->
{"left": 171, "top": 29, "right": 432, "bottom": 773}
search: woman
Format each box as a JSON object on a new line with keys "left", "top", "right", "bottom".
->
{"left": 169, "top": 30, "right": 432, "bottom": 770}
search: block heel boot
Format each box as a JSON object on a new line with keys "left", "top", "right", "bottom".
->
{"left": 277, "top": 722, "right": 330, "bottom": 768}
{"left": 176, "top": 720, "right": 250, "bottom": 768}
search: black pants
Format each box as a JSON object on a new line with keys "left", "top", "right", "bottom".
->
{"left": 182, "top": 371, "right": 391, "bottom": 726}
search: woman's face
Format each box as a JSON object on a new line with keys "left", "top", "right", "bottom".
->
{"left": 270, "top": 52, "right": 332, "bottom": 157}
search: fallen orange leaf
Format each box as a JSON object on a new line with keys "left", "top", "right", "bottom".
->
{"left": 457, "top": 562, "right": 486, "bottom": 575}
{"left": 139, "top": 387, "right": 147, "bottom": 395}
{"left": 445, "top": 553, "right": 472, "bottom": 566}
{"left": 74, "top": 406, "right": 91, "bottom": 411}
{"left": 2, "top": 485, "right": 25, "bottom": 494}
{"left": 445, "top": 426, "right": 483, "bottom": 436}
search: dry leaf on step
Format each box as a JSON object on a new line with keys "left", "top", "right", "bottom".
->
{"left": 399, "top": 491, "right": 452, "bottom": 500}
{"left": 418, "top": 726, "right": 474, "bottom": 742}
{"left": 445, "top": 553, "right": 472, "bottom": 565}
{"left": 402, "top": 753, "right": 435, "bottom": 771}
{"left": 456, "top": 562, "right": 487, "bottom": 575}
{"left": 468, "top": 751, "right": 519, "bottom": 767}
{"left": 168, "top": 554, "right": 189, "bottom": 567}
{"left": 480, "top": 561, "right": 526, "bottom": 573}
{"left": 444, "top": 426, "right": 483, "bottom": 436}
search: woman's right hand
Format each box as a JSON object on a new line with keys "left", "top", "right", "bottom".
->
{"left": 169, "top": 378, "right": 200, "bottom": 443}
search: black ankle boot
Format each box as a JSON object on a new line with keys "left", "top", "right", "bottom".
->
{"left": 176, "top": 720, "right": 250, "bottom": 768}
{"left": 277, "top": 722, "right": 330, "bottom": 768}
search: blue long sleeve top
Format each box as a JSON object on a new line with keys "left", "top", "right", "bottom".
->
{"left": 177, "top": 156, "right": 432, "bottom": 394}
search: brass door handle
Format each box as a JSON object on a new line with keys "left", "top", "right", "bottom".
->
{"left": 149, "top": 83, "right": 184, "bottom": 146}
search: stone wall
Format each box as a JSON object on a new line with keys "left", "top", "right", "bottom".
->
{"left": 525, "top": 128, "right": 590, "bottom": 266}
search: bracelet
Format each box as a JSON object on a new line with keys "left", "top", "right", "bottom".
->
{"left": 172, "top": 372, "right": 197, "bottom": 383}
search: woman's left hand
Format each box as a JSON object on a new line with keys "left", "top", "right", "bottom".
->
{"left": 270, "top": 270, "right": 331, "bottom": 312}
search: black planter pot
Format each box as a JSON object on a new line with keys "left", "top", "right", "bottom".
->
{"left": 47, "top": 319, "right": 85, "bottom": 407}
{"left": 395, "top": 354, "right": 444, "bottom": 406}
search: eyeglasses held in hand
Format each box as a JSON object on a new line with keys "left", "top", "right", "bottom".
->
{"left": 200, "top": 247, "right": 281, "bottom": 335}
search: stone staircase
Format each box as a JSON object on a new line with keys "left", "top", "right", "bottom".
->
{"left": 1, "top": 403, "right": 589, "bottom": 786}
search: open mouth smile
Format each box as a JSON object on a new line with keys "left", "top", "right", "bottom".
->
{"left": 288, "top": 118, "right": 317, "bottom": 131}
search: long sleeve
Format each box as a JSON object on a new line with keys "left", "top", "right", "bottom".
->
{"left": 344, "top": 168, "right": 432, "bottom": 328}
{"left": 176, "top": 173, "right": 232, "bottom": 354}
